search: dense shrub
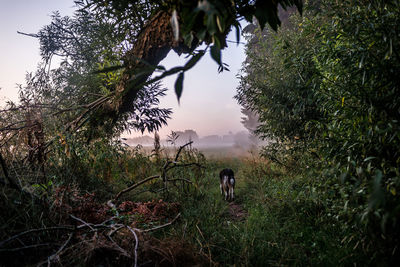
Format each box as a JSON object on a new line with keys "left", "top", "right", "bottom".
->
{"left": 237, "top": 0, "right": 400, "bottom": 262}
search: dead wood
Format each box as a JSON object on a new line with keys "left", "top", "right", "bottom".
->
{"left": 141, "top": 212, "right": 181, "bottom": 233}
{"left": 114, "top": 175, "right": 160, "bottom": 201}
{"left": 0, "top": 226, "right": 74, "bottom": 248}
{"left": 113, "top": 141, "right": 201, "bottom": 203}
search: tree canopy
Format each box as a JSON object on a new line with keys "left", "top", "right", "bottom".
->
{"left": 11, "top": 0, "right": 303, "bottom": 138}
{"left": 70, "top": 0, "right": 303, "bottom": 132}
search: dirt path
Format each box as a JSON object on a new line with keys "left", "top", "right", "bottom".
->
{"left": 228, "top": 202, "right": 248, "bottom": 221}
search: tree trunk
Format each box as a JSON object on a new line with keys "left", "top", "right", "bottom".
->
{"left": 112, "top": 10, "right": 179, "bottom": 119}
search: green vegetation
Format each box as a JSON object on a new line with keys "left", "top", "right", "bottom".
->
{"left": 1, "top": 0, "right": 399, "bottom": 265}
{"left": 236, "top": 0, "right": 400, "bottom": 264}
{"left": 0, "top": 144, "right": 369, "bottom": 266}
{"left": 169, "top": 157, "right": 362, "bottom": 266}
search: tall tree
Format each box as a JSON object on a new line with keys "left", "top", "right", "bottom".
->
{"left": 73, "top": 0, "right": 303, "bottom": 130}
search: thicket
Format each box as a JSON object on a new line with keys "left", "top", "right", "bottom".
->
{"left": 236, "top": 0, "right": 400, "bottom": 263}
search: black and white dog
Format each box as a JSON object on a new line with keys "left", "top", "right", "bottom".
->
{"left": 219, "top": 168, "right": 235, "bottom": 201}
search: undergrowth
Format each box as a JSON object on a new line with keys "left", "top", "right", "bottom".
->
{"left": 0, "top": 144, "right": 376, "bottom": 266}
{"left": 164, "top": 156, "right": 369, "bottom": 266}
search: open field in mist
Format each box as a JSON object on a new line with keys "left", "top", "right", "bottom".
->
{"left": 130, "top": 144, "right": 260, "bottom": 159}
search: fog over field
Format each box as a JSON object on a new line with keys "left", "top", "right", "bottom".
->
{"left": 125, "top": 129, "right": 261, "bottom": 147}
{"left": 125, "top": 129, "right": 266, "bottom": 158}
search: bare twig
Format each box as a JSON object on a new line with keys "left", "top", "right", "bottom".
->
{"left": 0, "top": 120, "right": 30, "bottom": 132}
{"left": 126, "top": 226, "right": 139, "bottom": 267}
{"left": 47, "top": 232, "right": 74, "bottom": 266}
{"left": 114, "top": 175, "right": 160, "bottom": 201}
{"left": 101, "top": 223, "right": 132, "bottom": 260}
{"left": 69, "top": 215, "right": 95, "bottom": 231}
{"left": 0, "top": 226, "right": 74, "bottom": 248}
{"left": 113, "top": 141, "right": 201, "bottom": 202}
{"left": 0, "top": 243, "right": 54, "bottom": 252}
{"left": 141, "top": 212, "right": 181, "bottom": 233}
{"left": 107, "top": 225, "right": 125, "bottom": 237}
{"left": 65, "top": 95, "right": 112, "bottom": 132}
{"left": 174, "top": 141, "right": 193, "bottom": 162}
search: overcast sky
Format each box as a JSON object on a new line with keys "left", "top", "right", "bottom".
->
{"left": 0, "top": 0, "right": 247, "bottom": 138}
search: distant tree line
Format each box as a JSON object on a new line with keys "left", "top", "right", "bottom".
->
{"left": 126, "top": 130, "right": 255, "bottom": 147}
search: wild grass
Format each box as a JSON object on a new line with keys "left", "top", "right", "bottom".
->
{"left": 1, "top": 144, "right": 370, "bottom": 266}
{"left": 158, "top": 155, "right": 368, "bottom": 266}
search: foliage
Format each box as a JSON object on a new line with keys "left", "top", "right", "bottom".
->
{"left": 236, "top": 0, "right": 400, "bottom": 262}
{"left": 313, "top": 1, "right": 400, "bottom": 260}
{"left": 29, "top": 8, "right": 172, "bottom": 138}
{"left": 159, "top": 157, "right": 370, "bottom": 266}
{"left": 236, "top": 4, "right": 323, "bottom": 164}
{"left": 76, "top": 0, "right": 303, "bottom": 125}
{"left": 240, "top": 107, "right": 260, "bottom": 145}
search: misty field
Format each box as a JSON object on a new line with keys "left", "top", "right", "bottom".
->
{"left": 133, "top": 144, "right": 258, "bottom": 159}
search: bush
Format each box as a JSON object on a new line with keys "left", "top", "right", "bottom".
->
{"left": 236, "top": 0, "right": 400, "bottom": 262}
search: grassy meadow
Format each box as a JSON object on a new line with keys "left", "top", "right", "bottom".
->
{"left": 149, "top": 150, "right": 364, "bottom": 266}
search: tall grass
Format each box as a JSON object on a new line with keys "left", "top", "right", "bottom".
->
{"left": 1, "top": 142, "right": 371, "bottom": 266}
{"left": 163, "top": 155, "right": 369, "bottom": 266}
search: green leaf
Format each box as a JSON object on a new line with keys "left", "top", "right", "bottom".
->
{"left": 369, "top": 169, "right": 384, "bottom": 209}
{"left": 210, "top": 45, "right": 222, "bottom": 65}
{"left": 238, "top": 6, "right": 255, "bottom": 22}
{"left": 216, "top": 15, "right": 225, "bottom": 32}
{"left": 207, "top": 14, "right": 217, "bottom": 35}
{"left": 339, "top": 172, "right": 347, "bottom": 183}
{"left": 175, "top": 72, "right": 184, "bottom": 103}
{"left": 183, "top": 32, "right": 194, "bottom": 47}
{"left": 363, "top": 156, "right": 376, "bottom": 162}
{"left": 184, "top": 50, "right": 205, "bottom": 70}
{"left": 196, "top": 0, "right": 212, "bottom": 14}
{"left": 196, "top": 28, "right": 207, "bottom": 41}
{"left": 234, "top": 23, "right": 241, "bottom": 45}
{"left": 156, "top": 65, "right": 166, "bottom": 71}
{"left": 93, "top": 65, "right": 124, "bottom": 74}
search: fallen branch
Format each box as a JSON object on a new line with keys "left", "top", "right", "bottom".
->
{"left": 69, "top": 214, "right": 95, "bottom": 231}
{"left": 141, "top": 212, "right": 181, "bottom": 233}
{"left": 114, "top": 175, "right": 160, "bottom": 201}
{"left": 0, "top": 226, "right": 74, "bottom": 248}
{"left": 113, "top": 141, "right": 202, "bottom": 202}
{"left": 0, "top": 243, "right": 54, "bottom": 252}
{"left": 126, "top": 226, "right": 139, "bottom": 267}
{"left": 0, "top": 204, "right": 181, "bottom": 266}
{"left": 47, "top": 232, "right": 74, "bottom": 266}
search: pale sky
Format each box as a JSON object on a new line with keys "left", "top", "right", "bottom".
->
{"left": 0, "top": 0, "right": 247, "bottom": 138}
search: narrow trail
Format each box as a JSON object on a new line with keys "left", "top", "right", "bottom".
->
{"left": 227, "top": 201, "right": 248, "bottom": 221}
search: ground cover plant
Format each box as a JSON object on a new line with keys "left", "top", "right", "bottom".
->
{"left": 0, "top": 142, "right": 373, "bottom": 266}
